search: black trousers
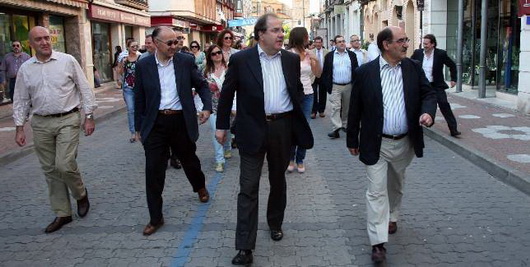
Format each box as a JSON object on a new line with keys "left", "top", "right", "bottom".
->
{"left": 235, "top": 115, "right": 293, "bottom": 250}
{"left": 311, "top": 78, "right": 327, "bottom": 114}
{"left": 143, "top": 113, "right": 206, "bottom": 225}
{"left": 433, "top": 85, "right": 458, "bottom": 133}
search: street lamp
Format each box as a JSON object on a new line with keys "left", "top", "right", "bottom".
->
{"left": 417, "top": 0, "right": 424, "bottom": 49}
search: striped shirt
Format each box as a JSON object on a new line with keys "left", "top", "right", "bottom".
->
{"left": 332, "top": 50, "right": 352, "bottom": 84}
{"left": 379, "top": 56, "right": 408, "bottom": 135}
{"left": 257, "top": 45, "right": 293, "bottom": 114}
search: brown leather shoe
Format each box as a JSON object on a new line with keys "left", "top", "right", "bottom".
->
{"left": 143, "top": 218, "right": 164, "bottom": 236}
{"left": 198, "top": 188, "right": 209, "bottom": 203}
{"left": 44, "top": 216, "right": 73, "bottom": 233}
{"left": 77, "top": 189, "right": 90, "bottom": 218}
{"left": 310, "top": 113, "right": 316, "bottom": 119}
{"left": 389, "top": 221, "right": 397, "bottom": 234}
{"left": 319, "top": 112, "right": 325, "bottom": 118}
{"left": 371, "top": 244, "right": 386, "bottom": 263}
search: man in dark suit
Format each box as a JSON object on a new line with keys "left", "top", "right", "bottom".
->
{"left": 347, "top": 26, "right": 437, "bottom": 263}
{"left": 310, "top": 36, "right": 329, "bottom": 119}
{"left": 411, "top": 34, "right": 460, "bottom": 137}
{"left": 321, "top": 35, "right": 359, "bottom": 139}
{"left": 134, "top": 26, "right": 212, "bottom": 236}
{"left": 215, "top": 13, "right": 314, "bottom": 265}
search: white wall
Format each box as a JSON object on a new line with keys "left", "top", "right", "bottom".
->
{"left": 517, "top": 16, "right": 530, "bottom": 115}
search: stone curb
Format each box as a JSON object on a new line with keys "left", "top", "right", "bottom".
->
{"left": 424, "top": 126, "right": 530, "bottom": 196}
{"left": 0, "top": 97, "right": 126, "bottom": 166}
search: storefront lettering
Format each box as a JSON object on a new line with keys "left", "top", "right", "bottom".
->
{"left": 90, "top": 5, "right": 150, "bottom": 27}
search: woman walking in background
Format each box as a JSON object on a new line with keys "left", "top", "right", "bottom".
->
{"left": 216, "top": 29, "right": 239, "bottom": 62}
{"left": 287, "top": 27, "right": 321, "bottom": 173}
{"left": 204, "top": 45, "right": 234, "bottom": 173}
{"left": 118, "top": 40, "right": 141, "bottom": 143}
{"left": 190, "top": 40, "right": 206, "bottom": 72}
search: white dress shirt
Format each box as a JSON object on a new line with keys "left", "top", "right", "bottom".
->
{"left": 332, "top": 50, "right": 352, "bottom": 84}
{"left": 257, "top": 44, "right": 293, "bottom": 114}
{"left": 350, "top": 48, "right": 366, "bottom": 66}
{"left": 422, "top": 50, "right": 434, "bottom": 82}
{"left": 156, "top": 52, "right": 182, "bottom": 110}
{"left": 379, "top": 56, "right": 408, "bottom": 135}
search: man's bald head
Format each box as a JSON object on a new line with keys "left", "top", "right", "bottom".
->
{"left": 28, "top": 26, "right": 52, "bottom": 61}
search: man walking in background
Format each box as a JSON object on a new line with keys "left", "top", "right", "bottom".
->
{"left": 1, "top": 40, "right": 31, "bottom": 101}
{"left": 310, "top": 36, "right": 328, "bottom": 119}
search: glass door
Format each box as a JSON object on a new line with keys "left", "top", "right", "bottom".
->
{"left": 92, "top": 22, "right": 112, "bottom": 82}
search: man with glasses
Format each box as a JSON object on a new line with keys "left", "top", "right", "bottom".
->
{"left": 349, "top": 34, "right": 370, "bottom": 66}
{"left": 347, "top": 26, "right": 436, "bottom": 263}
{"left": 411, "top": 34, "right": 461, "bottom": 137}
{"left": 321, "top": 35, "right": 358, "bottom": 139}
{"left": 1, "top": 40, "right": 31, "bottom": 101}
{"left": 134, "top": 26, "right": 212, "bottom": 236}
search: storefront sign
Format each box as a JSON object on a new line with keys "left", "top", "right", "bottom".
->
{"left": 89, "top": 4, "right": 150, "bottom": 27}
{"left": 202, "top": 25, "right": 224, "bottom": 32}
{"left": 228, "top": 18, "right": 257, "bottom": 27}
{"left": 519, "top": 0, "right": 530, "bottom": 16}
{"left": 151, "top": 16, "right": 189, "bottom": 28}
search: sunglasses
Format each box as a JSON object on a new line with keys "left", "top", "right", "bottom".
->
{"left": 191, "top": 45, "right": 199, "bottom": 48}
{"left": 211, "top": 51, "right": 223, "bottom": 56}
{"left": 130, "top": 45, "right": 139, "bottom": 48}
{"left": 176, "top": 36, "right": 185, "bottom": 41}
{"left": 224, "top": 36, "right": 233, "bottom": 40}
{"left": 12, "top": 44, "right": 20, "bottom": 47}
{"left": 157, "top": 38, "right": 179, "bottom": 46}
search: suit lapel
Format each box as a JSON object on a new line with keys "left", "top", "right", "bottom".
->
{"left": 401, "top": 59, "right": 411, "bottom": 111}
{"left": 246, "top": 46, "right": 263, "bottom": 89}
{"left": 280, "top": 50, "right": 292, "bottom": 90}
{"left": 149, "top": 56, "right": 162, "bottom": 96}
{"left": 371, "top": 58, "right": 383, "bottom": 106}
{"left": 173, "top": 54, "right": 183, "bottom": 96}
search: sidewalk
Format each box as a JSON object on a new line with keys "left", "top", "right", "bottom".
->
{"left": 425, "top": 87, "right": 530, "bottom": 195}
{"left": 0, "top": 82, "right": 125, "bottom": 165}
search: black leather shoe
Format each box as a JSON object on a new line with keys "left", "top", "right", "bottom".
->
{"left": 388, "top": 221, "right": 397, "bottom": 234}
{"left": 170, "top": 158, "right": 182, "bottom": 169}
{"left": 371, "top": 244, "right": 386, "bottom": 263}
{"left": 232, "top": 250, "right": 253, "bottom": 265}
{"left": 77, "top": 189, "right": 90, "bottom": 218}
{"left": 450, "top": 130, "right": 462, "bottom": 137}
{"left": 270, "top": 229, "right": 283, "bottom": 241}
{"left": 44, "top": 216, "right": 73, "bottom": 233}
{"left": 327, "top": 129, "right": 340, "bottom": 139}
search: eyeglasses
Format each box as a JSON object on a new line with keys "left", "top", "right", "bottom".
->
{"left": 191, "top": 45, "right": 199, "bottom": 48}
{"left": 390, "top": 38, "right": 410, "bottom": 44}
{"left": 224, "top": 36, "right": 233, "bottom": 40}
{"left": 157, "top": 38, "right": 179, "bottom": 46}
{"left": 176, "top": 36, "right": 185, "bottom": 41}
{"left": 211, "top": 51, "right": 223, "bottom": 56}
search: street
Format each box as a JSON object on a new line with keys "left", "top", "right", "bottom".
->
{"left": 1, "top": 110, "right": 529, "bottom": 267}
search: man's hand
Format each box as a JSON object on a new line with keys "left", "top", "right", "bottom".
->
{"left": 15, "top": 127, "right": 26, "bottom": 147}
{"left": 215, "top": 129, "right": 227, "bottom": 145}
{"left": 419, "top": 113, "right": 433, "bottom": 127}
{"left": 198, "top": 110, "right": 211, "bottom": 124}
{"left": 83, "top": 118, "right": 96, "bottom": 136}
{"left": 450, "top": 81, "right": 456, "bottom": 88}
{"left": 348, "top": 148, "right": 359, "bottom": 156}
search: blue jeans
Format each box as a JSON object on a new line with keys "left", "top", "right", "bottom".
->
{"left": 123, "top": 86, "right": 135, "bottom": 134}
{"left": 210, "top": 113, "right": 231, "bottom": 164}
{"left": 291, "top": 94, "right": 313, "bottom": 164}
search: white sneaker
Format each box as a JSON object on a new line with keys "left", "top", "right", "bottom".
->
{"left": 297, "top": 163, "right": 305, "bottom": 173}
{"left": 215, "top": 163, "right": 224, "bottom": 173}
{"left": 287, "top": 161, "right": 295, "bottom": 172}
{"left": 224, "top": 150, "right": 232, "bottom": 159}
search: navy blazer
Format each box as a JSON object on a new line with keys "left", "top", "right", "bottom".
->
{"left": 346, "top": 57, "right": 437, "bottom": 165}
{"left": 411, "top": 48, "right": 457, "bottom": 90}
{"left": 321, "top": 49, "right": 359, "bottom": 93}
{"left": 216, "top": 46, "right": 314, "bottom": 154}
{"left": 134, "top": 52, "right": 212, "bottom": 143}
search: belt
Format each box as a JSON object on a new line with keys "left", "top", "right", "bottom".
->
{"left": 37, "top": 107, "right": 79, "bottom": 118}
{"left": 333, "top": 82, "right": 350, "bottom": 86}
{"left": 382, "top": 133, "right": 407, "bottom": 140}
{"left": 159, "top": 109, "right": 183, "bottom": 115}
{"left": 265, "top": 111, "right": 292, "bottom": 122}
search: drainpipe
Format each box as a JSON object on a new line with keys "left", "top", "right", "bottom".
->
{"left": 478, "top": 0, "right": 488, "bottom": 98}
{"left": 455, "top": 0, "right": 464, "bottom": 93}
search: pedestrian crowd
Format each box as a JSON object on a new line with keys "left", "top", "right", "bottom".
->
{"left": 10, "top": 12, "right": 462, "bottom": 265}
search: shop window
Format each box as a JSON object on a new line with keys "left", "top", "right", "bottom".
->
{"left": 49, "top": 15, "right": 66, "bottom": 52}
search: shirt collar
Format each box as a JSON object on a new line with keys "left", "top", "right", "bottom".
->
{"left": 423, "top": 49, "right": 434, "bottom": 58}
{"left": 32, "top": 50, "right": 58, "bottom": 64}
{"left": 334, "top": 49, "right": 347, "bottom": 55}
{"left": 257, "top": 44, "right": 281, "bottom": 59}
{"left": 379, "top": 55, "right": 401, "bottom": 70}
{"left": 155, "top": 51, "right": 173, "bottom": 67}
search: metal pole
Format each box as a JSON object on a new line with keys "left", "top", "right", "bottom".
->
{"left": 419, "top": 10, "right": 423, "bottom": 49}
{"left": 478, "top": 0, "right": 487, "bottom": 98}
{"left": 455, "top": 0, "right": 464, "bottom": 93}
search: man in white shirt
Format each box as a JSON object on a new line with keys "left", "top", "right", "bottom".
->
{"left": 349, "top": 34, "right": 370, "bottom": 66}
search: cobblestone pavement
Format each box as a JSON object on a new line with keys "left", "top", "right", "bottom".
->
{"left": 1, "top": 110, "right": 530, "bottom": 267}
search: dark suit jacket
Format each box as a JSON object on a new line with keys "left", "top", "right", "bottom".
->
{"left": 321, "top": 49, "right": 359, "bottom": 93}
{"left": 346, "top": 57, "right": 437, "bottom": 165}
{"left": 134, "top": 53, "right": 212, "bottom": 143}
{"left": 216, "top": 46, "right": 314, "bottom": 154}
{"left": 411, "top": 48, "right": 457, "bottom": 89}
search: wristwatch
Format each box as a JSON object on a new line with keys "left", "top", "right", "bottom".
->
{"left": 86, "top": 113, "right": 94, "bottom": 120}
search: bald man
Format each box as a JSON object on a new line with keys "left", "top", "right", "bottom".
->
{"left": 13, "top": 26, "right": 97, "bottom": 233}
{"left": 347, "top": 26, "right": 436, "bottom": 263}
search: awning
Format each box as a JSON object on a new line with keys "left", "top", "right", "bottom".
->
{"left": 45, "top": 0, "right": 88, "bottom": 9}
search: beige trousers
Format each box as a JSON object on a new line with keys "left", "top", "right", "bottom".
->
{"left": 31, "top": 112, "right": 86, "bottom": 217}
{"left": 329, "top": 83, "right": 351, "bottom": 131}
{"left": 365, "top": 136, "right": 414, "bottom": 245}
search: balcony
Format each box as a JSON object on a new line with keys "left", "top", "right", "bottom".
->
{"left": 115, "top": 0, "right": 149, "bottom": 11}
